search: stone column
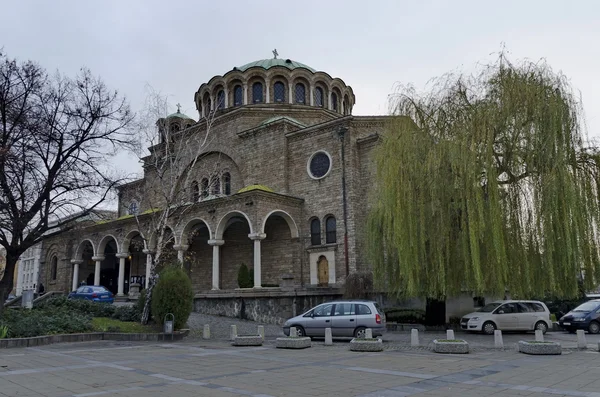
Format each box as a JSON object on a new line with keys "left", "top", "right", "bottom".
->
{"left": 289, "top": 84, "right": 293, "bottom": 104}
{"left": 70, "top": 259, "right": 83, "bottom": 291}
{"left": 208, "top": 239, "right": 224, "bottom": 290}
{"left": 115, "top": 253, "right": 128, "bottom": 296}
{"left": 265, "top": 78, "right": 270, "bottom": 104}
{"left": 142, "top": 249, "right": 154, "bottom": 288}
{"left": 248, "top": 233, "right": 266, "bottom": 288}
{"left": 173, "top": 244, "right": 189, "bottom": 264}
{"left": 91, "top": 256, "right": 104, "bottom": 286}
{"left": 243, "top": 84, "right": 248, "bottom": 105}
{"left": 309, "top": 86, "right": 314, "bottom": 106}
{"left": 224, "top": 89, "right": 229, "bottom": 109}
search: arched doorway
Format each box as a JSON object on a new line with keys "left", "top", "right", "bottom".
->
{"left": 127, "top": 234, "right": 145, "bottom": 291}
{"left": 261, "top": 210, "right": 300, "bottom": 287}
{"left": 185, "top": 220, "right": 212, "bottom": 292}
{"left": 317, "top": 255, "right": 329, "bottom": 286}
{"left": 97, "top": 237, "right": 122, "bottom": 294}
{"left": 220, "top": 214, "right": 253, "bottom": 289}
{"left": 75, "top": 240, "right": 94, "bottom": 289}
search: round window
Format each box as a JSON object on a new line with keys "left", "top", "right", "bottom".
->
{"left": 308, "top": 151, "right": 332, "bottom": 179}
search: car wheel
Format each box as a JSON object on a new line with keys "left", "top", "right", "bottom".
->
{"left": 535, "top": 321, "right": 548, "bottom": 335}
{"left": 354, "top": 327, "right": 367, "bottom": 338}
{"left": 293, "top": 326, "right": 305, "bottom": 337}
{"left": 482, "top": 321, "right": 496, "bottom": 335}
{"left": 588, "top": 321, "right": 600, "bottom": 334}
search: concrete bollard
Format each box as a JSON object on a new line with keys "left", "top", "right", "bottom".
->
{"left": 258, "top": 325, "right": 265, "bottom": 341}
{"left": 494, "top": 330, "right": 504, "bottom": 349}
{"left": 203, "top": 324, "right": 210, "bottom": 339}
{"left": 289, "top": 326, "right": 297, "bottom": 338}
{"left": 535, "top": 329, "right": 544, "bottom": 342}
{"left": 365, "top": 328, "right": 373, "bottom": 339}
{"left": 411, "top": 329, "right": 419, "bottom": 346}
{"left": 577, "top": 329, "right": 587, "bottom": 349}
{"left": 230, "top": 325, "right": 237, "bottom": 341}
{"left": 446, "top": 329, "right": 455, "bottom": 340}
{"left": 325, "top": 328, "right": 333, "bottom": 345}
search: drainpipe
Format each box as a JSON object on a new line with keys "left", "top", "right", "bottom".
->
{"left": 338, "top": 126, "right": 350, "bottom": 278}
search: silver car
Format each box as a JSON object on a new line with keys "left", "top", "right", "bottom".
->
{"left": 283, "top": 300, "right": 386, "bottom": 338}
{"left": 461, "top": 300, "right": 552, "bottom": 335}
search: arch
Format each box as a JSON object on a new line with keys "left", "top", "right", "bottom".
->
{"left": 222, "top": 172, "right": 231, "bottom": 195}
{"left": 98, "top": 234, "right": 120, "bottom": 255}
{"left": 252, "top": 81, "right": 264, "bottom": 103}
{"left": 310, "top": 218, "right": 321, "bottom": 246}
{"left": 121, "top": 229, "right": 146, "bottom": 253}
{"left": 191, "top": 180, "right": 200, "bottom": 202}
{"left": 215, "top": 210, "right": 254, "bottom": 240}
{"left": 314, "top": 86, "right": 324, "bottom": 107}
{"left": 294, "top": 82, "right": 306, "bottom": 104}
{"left": 233, "top": 84, "right": 243, "bottom": 107}
{"left": 273, "top": 81, "right": 286, "bottom": 103}
{"left": 261, "top": 210, "right": 299, "bottom": 238}
{"left": 50, "top": 255, "right": 58, "bottom": 281}
{"left": 74, "top": 239, "right": 96, "bottom": 259}
{"left": 180, "top": 218, "right": 213, "bottom": 243}
{"left": 325, "top": 215, "right": 337, "bottom": 244}
{"left": 200, "top": 178, "right": 209, "bottom": 198}
{"left": 331, "top": 92, "right": 338, "bottom": 112}
{"left": 216, "top": 89, "right": 225, "bottom": 110}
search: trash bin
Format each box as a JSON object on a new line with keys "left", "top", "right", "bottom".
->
{"left": 22, "top": 290, "right": 34, "bottom": 309}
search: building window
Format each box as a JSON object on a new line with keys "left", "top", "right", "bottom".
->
{"left": 128, "top": 201, "right": 138, "bottom": 215}
{"left": 234, "top": 85, "right": 243, "bottom": 106}
{"left": 310, "top": 218, "right": 321, "bottom": 246}
{"left": 211, "top": 177, "right": 221, "bottom": 195}
{"left": 307, "top": 151, "right": 332, "bottom": 179}
{"left": 331, "top": 93, "right": 338, "bottom": 111}
{"left": 201, "top": 178, "right": 209, "bottom": 198}
{"left": 170, "top": 123, "right": 180, "bottom": 133}
{"left": 204, "top": 99, "right": 212, "bottom": 117}
{"left": 222, "top": 172, "right": 231, "bottom": 195}
{"left": 217, "top": 90, "right": 225, "bottom": 110}
{"left": 325, "top": 216, "right": 336, "bottom": 244}
{"left": 252, "top": 82, "right": 263, "bottom": 103}
{"left": 274, "top": 82, "right": 285, "bottom": 102}
{"left": 295, "top": 83, "right": 306, "bottom": 104}
{"left": 191, "top": 181, "right": 199, "bottom": 202}
{"left": 50, "top": 256, "right": 58, "bottom": 281}
{"left": 315, "top": 87, "right": 324, "bottom": 107}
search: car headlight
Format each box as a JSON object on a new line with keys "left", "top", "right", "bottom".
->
{"left": 469, "top": 317, "right": 479, "bottom": 321}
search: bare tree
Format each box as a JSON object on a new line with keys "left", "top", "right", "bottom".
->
{"left": 128, "top": 87, "right": 221, "bottom": 324}
{"left": 0, "top": 51, "right": 135, "bottom": 309}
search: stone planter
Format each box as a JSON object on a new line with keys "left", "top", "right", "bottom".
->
{"left": 349, "top": 338, "right": 384, "bottom": 352}
{"left": 276, "top": 336, "right": 311, "bottom": 349}
{"left": 433, "top": 339, "right": 469, "bottom": 354}
{"left": 232, "top": 335, "right": 263, "bottom": 347}
{"left": 518, "top": 341, "right": 561, "bottom": 355}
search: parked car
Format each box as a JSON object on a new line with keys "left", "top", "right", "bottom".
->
{"left": 460, "top": 300, "right": 551, "bottom": 335}
{"left": 559, "top": 299, "right": 600, "bottom": 334}
{"left": 282, "top": 300, "right": 386, "bottom": 338}
{"left": 68, "top": 286, "right": 114, "bottom": 303}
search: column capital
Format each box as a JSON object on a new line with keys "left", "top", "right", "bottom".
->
{"left": 208, "top": 239, "right": 225, "bottom": 246}
{"left": 173, "top": 244, "right": 189, "bottom": 252}
{"left": 142, "top": 249, "right": 155, "bottom": 255}
{"left": 248, "top": 233, "right": 266, "bottom": 241}
{"left": 70, "top": 259, "right": 84, "bottom": 265}
{"left": 115, "top": 252, "right": 129, "bottom": 259}
{"left": 91, "top": 256, "right": 105, "bottom": 261}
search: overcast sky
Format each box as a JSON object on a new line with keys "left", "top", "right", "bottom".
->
{"left": 2, "top": 0, "right": 600, "bottom": 178}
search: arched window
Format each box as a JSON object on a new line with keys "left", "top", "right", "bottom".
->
{"left": 325, "top": 216, "right": 337, "bottom": 244}
{"left": 315, "top": 87, "right": 324, "bottom": 107}
{"left": 128, "top": 201, "right": 138, "bottom": 215}
{"left": 295, "top": 83, "right": 306, "bottom": 104}
{"left": 201, "top": 178, "right": 209, "bottom": 198}
{"left": 217, "top": 90, "right": 225, "bottom": 110}
{"left": 234, "top": 85, "right": 243, "bottom": 106}
{"left": 274, "top": 82, "right": 285, "bottom": 102}
{"left": 211, "top": 177, "right": 221, "bottom": 195}
{"left": 50, "top": 256, "right": 57, "bottom": 281}
{"left": 170, "top": 123, "right": 180, "bottom": 133}
{"left": 204, "top": 99, "right": 212, "bottom": 117}
{"left": 191, "top": 181, "right": 199, "bottom": 202}
{"left": 252, "top": 82, "right": 263, "bottom": 103}
{"left": 222, "top": 172, "right": 231, "bottom": 195}
{"left": 331, "top": 93, "right": 338, "bottom": 111}
{"left": 310, "top": 218, "right": 321, "bottom": 246}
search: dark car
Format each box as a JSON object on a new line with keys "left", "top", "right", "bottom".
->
{"left": 68, "top": 286, "right": 114, "bottom": 303}
{"left": 559, "top": 299, "right": 600, "bottom": 334}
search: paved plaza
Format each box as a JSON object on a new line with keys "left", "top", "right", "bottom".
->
{"left": 2, "top": 334, "right": 600, "bottom": 397}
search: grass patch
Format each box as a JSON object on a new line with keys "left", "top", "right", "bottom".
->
{"left": 92, "top": 317, "right": 159, "bottom": 333}
{"left": 436, "top": 339, "right": 465, "bottom": 342}
{"left": 525, "top": 341, "right": 555, "bottom": 344}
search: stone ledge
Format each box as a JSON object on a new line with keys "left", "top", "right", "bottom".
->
{"left": 0, "top": 330, "right": 189, "bottom": 349}
{"left": 276, "top": 337, "right": 311, "bottom": 349}
{"left": 518, "top": 341, "right": 562, "bottom": 355}
{"left": 196, "top": 287, "right": 342, "bottom": 299}
{"left": 349, "top": 338, "right": 384, "bottom": 352}
{"left": 433, "top": 340, "right": 469, "bottom": 354}
{"left": 232, "top": 335, "right": 263, "bottom": 346}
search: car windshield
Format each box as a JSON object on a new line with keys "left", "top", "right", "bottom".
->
{"left": 91, "top": 287, "right": 108, "bottom": 292}
{"left": 572, "top": 301, "right": 600, "bottom": 312}
{"left": 478, "top": 303, "right": 501, "bottom": 312}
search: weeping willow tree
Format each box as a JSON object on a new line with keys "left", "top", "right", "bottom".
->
{"left": 368, "top": 54, "right": 600, "bottom": 303}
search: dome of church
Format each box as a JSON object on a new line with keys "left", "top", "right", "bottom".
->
{"left": 235, "top": 58, "right": 316, "bottom": 73}
{"left": 166, "top": 109, "right": 194, "bottom": 120}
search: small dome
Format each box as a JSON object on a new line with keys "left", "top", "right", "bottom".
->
{"left": 238, "top": 184, "right": 274, "bottom": 193}
{"left": 235, "top": 58, "right": 316, "bottom": 73}
{"left": 167, "top": 110, "right": 194, "bottom": 120}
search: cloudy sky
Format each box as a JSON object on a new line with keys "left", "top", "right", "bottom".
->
{"left": 2, "top": 0, "right": 600, "bottom": 177}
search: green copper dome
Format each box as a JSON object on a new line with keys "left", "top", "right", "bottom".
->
{"left": 236, "top": 58, "right": 316, "bottom": 73}
{"left": 166, "top": 110, "right": 194, "bottom": 120}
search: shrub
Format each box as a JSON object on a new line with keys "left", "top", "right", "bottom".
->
{"left": 38, "top": 296, "right": 115, "bottom": 318}
{"left": 134, "top": 289, "right": 150, "bottom": 320}
{"left": 344, "top": 272, "right": 373, "bottom": 299}
{"left": 151, "top": 266, "right": 194, "bottom": 329}
{"left": 1, "top": 307, "right": 93, "bottom": 338}
{"left": 384, "top": 308, "right": 426, "bottom": 324}
{"left": 237, "top": 263, "right": 253, "bottom": 288}
{"left": 112, "top": 305, "right": 140, "bottom": 322}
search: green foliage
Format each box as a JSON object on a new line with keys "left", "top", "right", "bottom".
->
{"left": 0, "top": 325, "right": 8, "bottom": 339}
{"left": 0, "top": 307, "right": 93, "bottom": 338}
{"left": 92, "top": 317, "right": 155, "bottom": 333}
{"left": 111, "top": 305, "right": 140, "bottom": 322}
{"left": 151, "top": 266, "right": 194, "bottom": 329}
{"left": 134, "top": 289, "right": 150, "bottom": 320}
{"left": 237, "top": 263, "right": 254, "bottom": 288}
{"left": 344, "top": 272, "right": 374, "bottom": 299}
{"left": 384, "top": 308, "right": 425, "bottom": 324}
{"left": 369, "top": 52, "right": 600, "bottom": 300}
{"left": 38, "top": 296, "right": 116, "bottom": 317}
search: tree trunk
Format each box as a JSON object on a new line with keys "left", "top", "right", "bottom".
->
{"left": 0, "top": 253, "right": 18, "bottom": 315}
{"left": 425, "top": 298, "right": 446, "bottom": 326}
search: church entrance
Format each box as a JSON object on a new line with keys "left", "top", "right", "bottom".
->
{"left": 317, "top": 255, "right": 328, "bottom": 286}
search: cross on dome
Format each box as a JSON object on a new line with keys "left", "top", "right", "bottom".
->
{"left": 272, "top": 49, "right": 278, "bottom": 59}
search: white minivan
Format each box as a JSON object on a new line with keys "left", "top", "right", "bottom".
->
{"left": 460, "top": 300, "right": 552, "bottom": 335}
